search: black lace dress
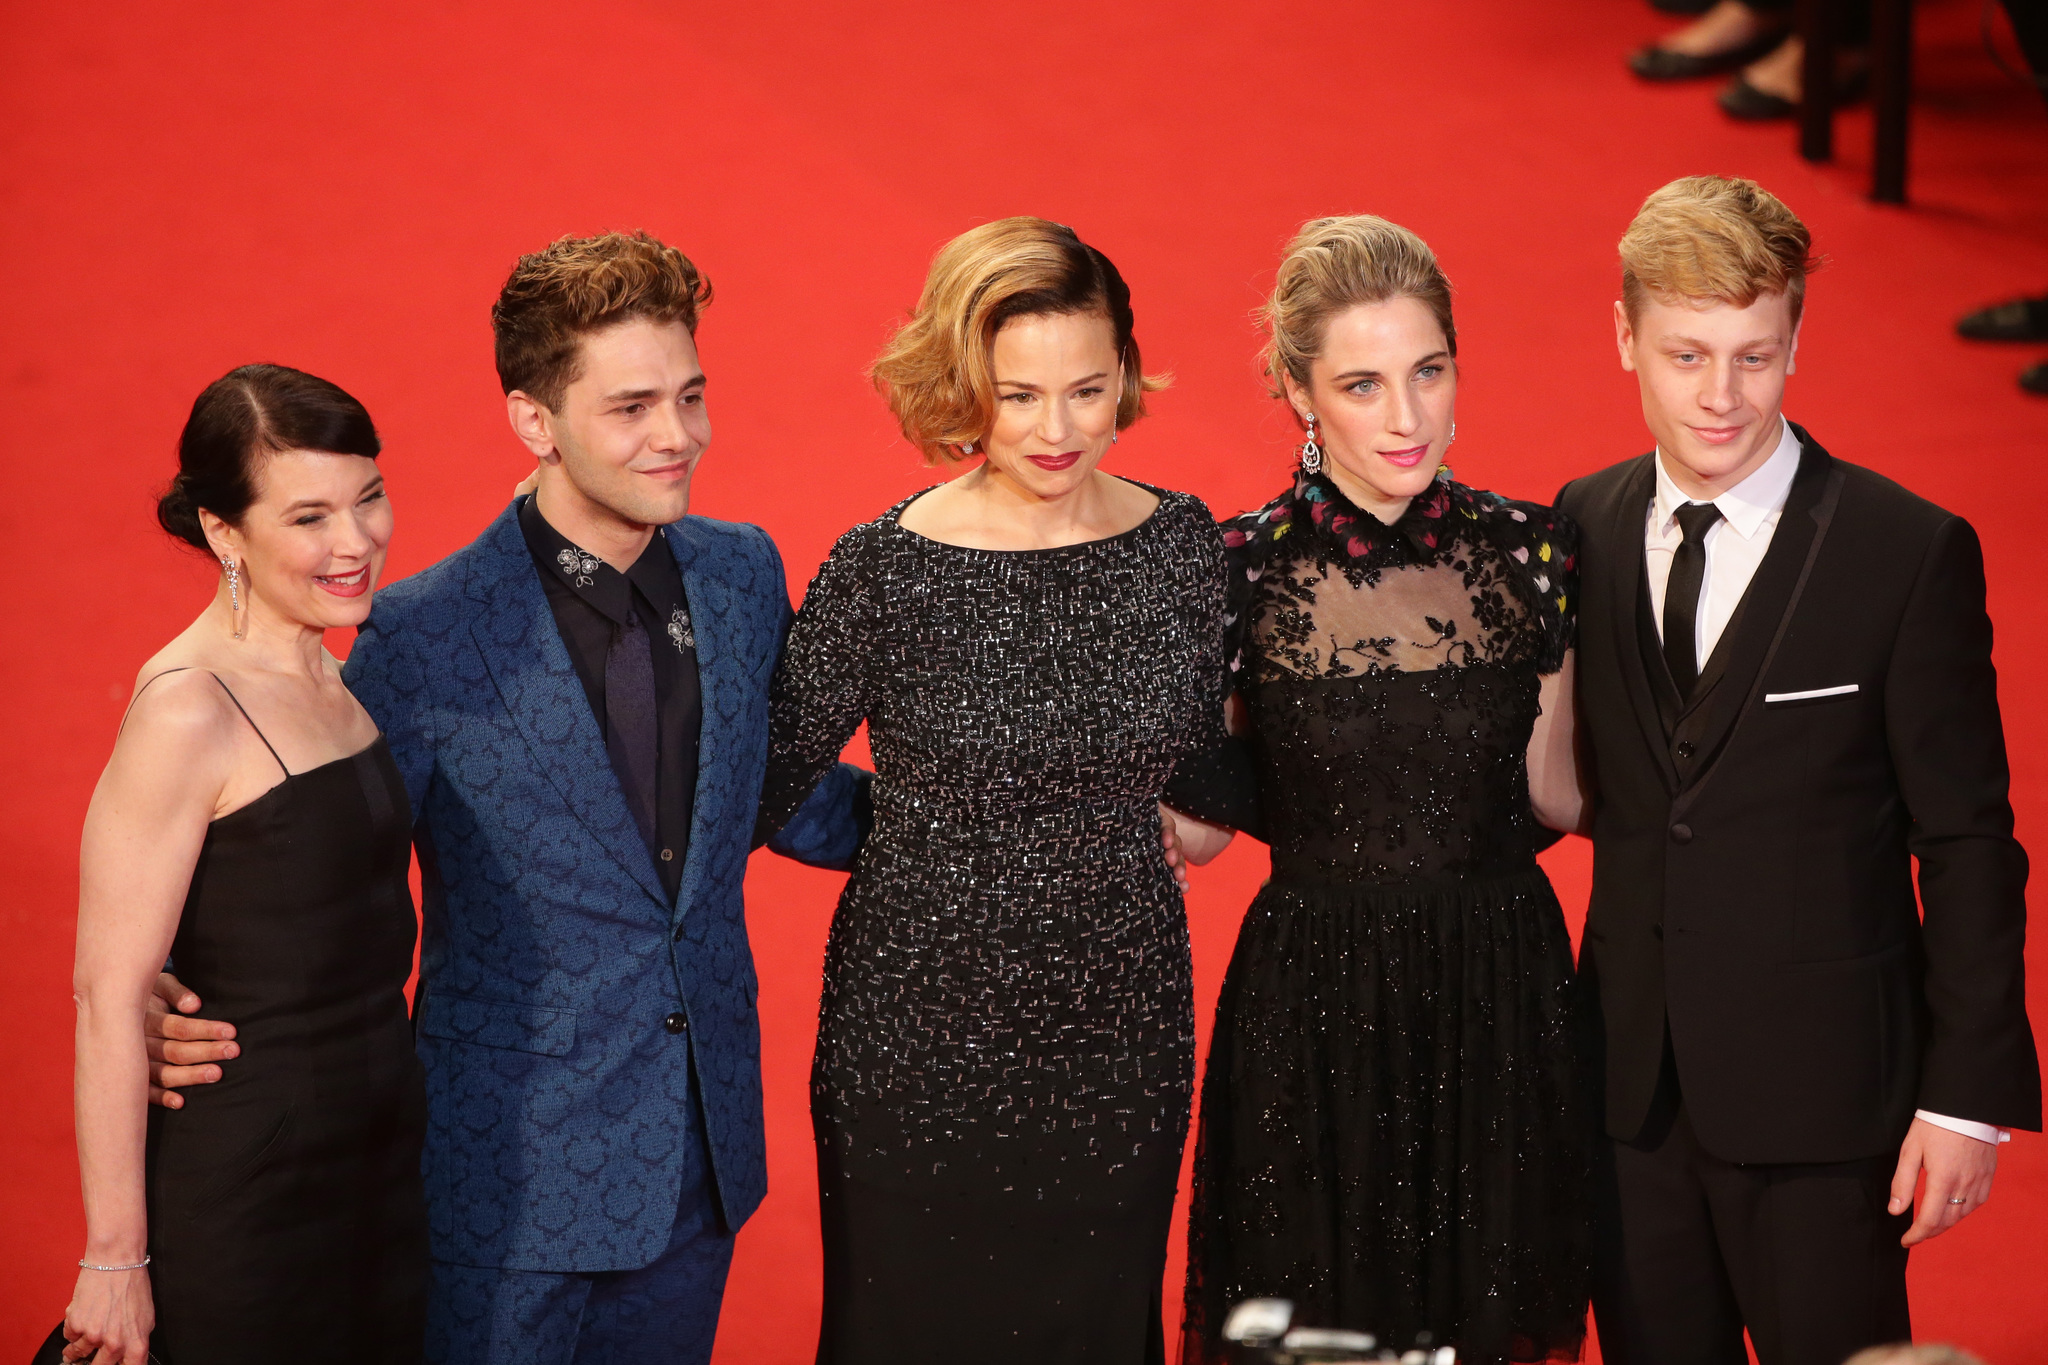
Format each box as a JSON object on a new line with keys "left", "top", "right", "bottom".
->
{"left": 1166, "top": 471, "right": 1592, "bottom": 1364}
{"left": 755, "top": 486, "right": 1227, "bottom": 1365}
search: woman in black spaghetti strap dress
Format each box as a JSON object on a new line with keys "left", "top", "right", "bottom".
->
{"left": 62, "top": 366, "right": 425, "bottom": 1365}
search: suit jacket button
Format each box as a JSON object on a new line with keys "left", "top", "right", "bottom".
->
{"left": 1675, "top": 741, "right": 1696, "bottom": 761}
{"left": 672, "top": 923, "right": 685, "bottom": 942}
{"left": 660, "top": 848, "right": 675, "bottom": 862}
{"left": 664, "top": 1012, "right": 687, "bottom": 1034}
{"left": 1670, "top": 823, "right": 1693, "bottom": 844}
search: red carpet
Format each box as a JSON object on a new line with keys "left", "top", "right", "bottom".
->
{"left": 4, "top": 0, "right": 2045, "bottom": 1359}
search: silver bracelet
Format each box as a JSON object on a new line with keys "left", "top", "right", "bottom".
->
{"left": 78, "top": 1255, "right": 150, "bottom": 1271}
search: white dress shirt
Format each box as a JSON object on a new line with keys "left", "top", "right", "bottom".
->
{"left": 1645, "top": 417, "right": 2007, "bottom": 1148}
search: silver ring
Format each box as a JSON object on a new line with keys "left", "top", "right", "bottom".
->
{"left": 1947, "top": 1197, "right": 1968, "bottom": 1204}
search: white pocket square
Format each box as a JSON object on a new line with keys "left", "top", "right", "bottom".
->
{"left": 1765, "top": 683, "right": 1859, "bottom": 703}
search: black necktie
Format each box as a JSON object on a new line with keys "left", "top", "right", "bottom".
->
{"left": 1663, "top": 501, "right": 1724, "bottom": 698}
{"left": 603, "top": 605, "right": 660, "bottom": 855}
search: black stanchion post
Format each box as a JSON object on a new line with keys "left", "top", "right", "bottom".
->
{"left": 1798, "top": 0, "right": 1840, "bottom": 161}
{"left": 1870, "top": 0, "right": 1913, "bottom": 202}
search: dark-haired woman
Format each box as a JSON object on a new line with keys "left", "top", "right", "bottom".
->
{"left": 755, "top": 218, "right": 1224, "bottom": 1364}
{"left": 1166, "top": 218, "right": 1592, "bottom": 1364}
{"left": 63, "top": 365, "right": 426, "bottom": 1365}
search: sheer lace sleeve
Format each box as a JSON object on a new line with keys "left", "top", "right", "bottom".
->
{"left": 753, "top": 524, "right": 883, "bottom": 844}
{"left": 1481, "top": 497, "right": 1580, "bottom": 675}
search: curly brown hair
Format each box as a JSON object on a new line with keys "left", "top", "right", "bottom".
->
{"left": 492, "top": 230, "right": 713, "bottom": 411}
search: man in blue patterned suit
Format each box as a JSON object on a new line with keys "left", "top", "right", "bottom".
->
{"left": 144, "top": 230, "right": 867, "bottom": 1363}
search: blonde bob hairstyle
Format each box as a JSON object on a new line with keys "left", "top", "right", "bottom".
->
{"left": 871, "top": 217, "right": 1167, "bottom": 464}
{"left": 1262, "top": 215, "right": 1456, "bottom": 401}
{"left": 1619, "top": 175, "right": 1818, "bottom": 326}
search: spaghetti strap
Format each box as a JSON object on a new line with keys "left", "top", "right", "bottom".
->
{"left": 118, "top": 666, "right": 193, "bottom": 734}
{"left": 209, "top": 673, "right": 291, "bottom": 779}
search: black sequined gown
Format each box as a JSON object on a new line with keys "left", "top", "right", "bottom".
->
{"left": 1166, "top": 473, "right": 1592, "bottom": 1364}
{"left": 756, "top": 486, "right": 1227, "bottom": 1365}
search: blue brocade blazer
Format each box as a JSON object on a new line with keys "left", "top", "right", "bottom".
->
{"left": 343, "top": 502, "right": 864, "bottom": 1273}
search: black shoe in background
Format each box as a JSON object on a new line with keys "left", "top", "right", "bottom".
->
{"left": 1959, "top": 296, "right": 2048, "bottom": 342}
{"left": 2022, "top": 362, "right": 2048, "bottom": 396}
{"left": 1718, "top": 61, "right": 1866, "bottom": 119}
{"left": 1650, "top": 0, "right": 1718, "bottom": 14}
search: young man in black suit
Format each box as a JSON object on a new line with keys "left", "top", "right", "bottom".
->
{"left": 1558, "top": 175, "right": 2040, "bottom": 1365}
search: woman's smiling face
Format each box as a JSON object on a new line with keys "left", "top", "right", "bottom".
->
{"left": 976, "top": 311, "right": 1122, "bottom": 499}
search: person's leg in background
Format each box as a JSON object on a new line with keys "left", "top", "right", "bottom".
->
{"left": 1717, "top": 0, "right": 1872, "bottom": 119}
{"left": 1956, "top": 1, "right": 2048, "bottom": 394}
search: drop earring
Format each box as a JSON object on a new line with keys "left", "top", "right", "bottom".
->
{"left": 221, "top": 556, "right": 246, "bottom": 641}
{"left": 1298, "top": 413, "right": 1323, "bottom": 475}
{"left": 960, "top": 440, "right": 976, "bottom": 456}
{"left": 1447, "top": 421, "right": 1456, "bottom": 448}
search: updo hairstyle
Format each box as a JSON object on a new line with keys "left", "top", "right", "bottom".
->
{"left": 1262, "top": 216, "right": 1456, "bottom": 401}
{"left": 871, "top": 217, "right": 1167, "bottom": 464}
{"left": 157, "top": 364, "right": 381, "bottom": 551}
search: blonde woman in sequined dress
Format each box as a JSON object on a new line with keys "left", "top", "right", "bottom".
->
{"left": 754, "top": 218, "right": 1227, "bottom": 1365}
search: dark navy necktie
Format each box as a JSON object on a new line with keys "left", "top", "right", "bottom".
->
{"left": 603, "top": 605, "right": 661, "bottom": 855}
{"left": 1663, "top": 501, "right": 1725, "bottom": 698}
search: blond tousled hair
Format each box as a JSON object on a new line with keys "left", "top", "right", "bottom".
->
{"left": 1261, "top": 215, "right": 1456, "bottom": 401}
{"left": 871, "top": 217, "right": 1166, "bottom": 465}
{"left": 1619, "top": 175, "right": 1817, "bottom": 325}
{"left": 492, "top": 230, "right": 713, "bottom": 412}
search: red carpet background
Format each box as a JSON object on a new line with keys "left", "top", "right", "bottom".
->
{"left": 4, "top": 0, "right": 2045, "bottom": 1358}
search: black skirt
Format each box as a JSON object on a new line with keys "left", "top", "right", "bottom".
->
{"left": 1182, "top": 868, "right": 1592, "bottom": 1365}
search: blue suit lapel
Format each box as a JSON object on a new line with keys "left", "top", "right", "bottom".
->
{"left": 666, "top": 521, "right": 751, "bottom": 923}
{"left": 466, "top": 504, "right": 669, "bottom": 910}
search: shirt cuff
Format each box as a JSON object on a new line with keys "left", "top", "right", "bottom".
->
{"left": 1915, "top": 1110, "right": 2010, "bottom": 1145}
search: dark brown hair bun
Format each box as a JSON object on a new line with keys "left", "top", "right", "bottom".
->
{"left": 157, "top": 364, "right": 380, "bottom": 551}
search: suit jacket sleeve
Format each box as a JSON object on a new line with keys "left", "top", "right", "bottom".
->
{"left": 1886, "top": 514, "right": 2041, "bottom": 1130}
{"left": 342, "top": 597, "right": 436, "bottom": 820}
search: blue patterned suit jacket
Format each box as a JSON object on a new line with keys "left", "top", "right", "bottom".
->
{"left": 343, "top": 502, "right": 863, "bottom": 1273}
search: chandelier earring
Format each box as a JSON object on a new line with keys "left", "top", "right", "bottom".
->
{"left": 220, "top": 555, "right": 247, "bottom": 641}
{"left": 1298, "top": 412, "right": 1324, "bottom": 475}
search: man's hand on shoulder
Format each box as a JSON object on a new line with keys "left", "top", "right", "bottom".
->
{"left": 145, "top": 971, "right": 237, "bottom": 1109}
{"left": 1889, "top": 1115, "right": 2000, "bottom": 1246}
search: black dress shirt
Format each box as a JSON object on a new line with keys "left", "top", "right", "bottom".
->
{"left": 520, "top": 495, "right": 702, "bottom": 901}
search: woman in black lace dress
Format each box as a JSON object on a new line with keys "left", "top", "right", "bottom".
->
{"left": 754, "top": 219, "right": 1225, "bottom": 1364}
{"left": 1166, "top": 218, "right": 1593, "bottom": 1363}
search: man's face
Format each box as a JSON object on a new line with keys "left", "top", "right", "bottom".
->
{"left": 520, "top": 316, "right": 710, "bottom": 529}
{"left": 1615, "top": 291, "right": 1797, "bottom": 494}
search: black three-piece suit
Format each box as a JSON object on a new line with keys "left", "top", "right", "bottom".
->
{"left": 1557, "top": 425, "right": 2040, "bottom": 1365}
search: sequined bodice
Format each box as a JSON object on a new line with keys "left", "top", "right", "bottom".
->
{"left": 757, "top": 486, "right": 1228, "bottom": 1194}
{"left": 1226, "top": 474, "right": 1577, "bottom": 884}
